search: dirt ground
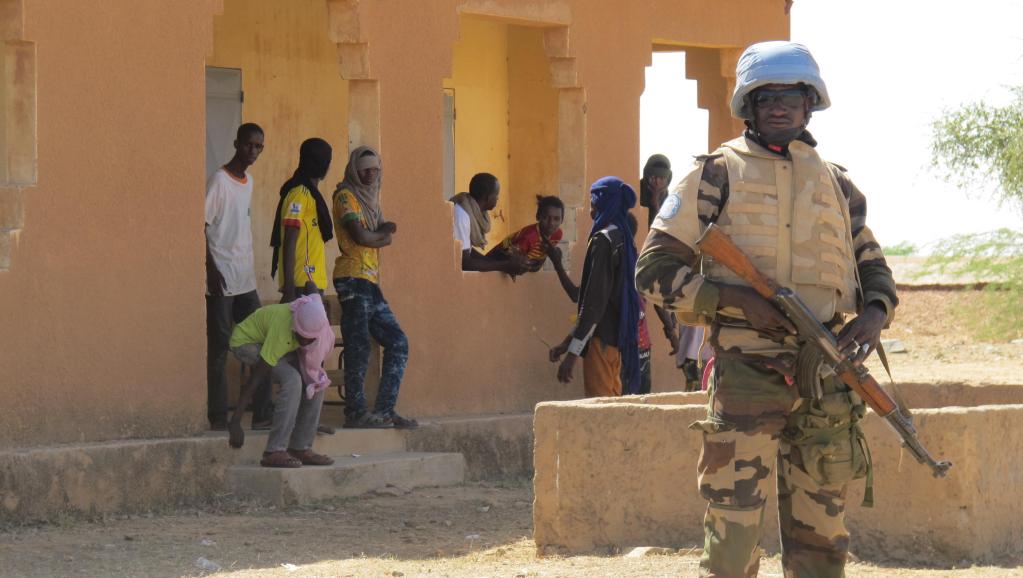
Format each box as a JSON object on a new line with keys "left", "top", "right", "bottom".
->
{"left": 1, "top": 483, "right": 1021, "bottom": 578}
{"left": 863, "top": 289, "right": 1023, "bottom": 386}
{"left": 2, "top": 289, "right": 1021, "bottom": 578}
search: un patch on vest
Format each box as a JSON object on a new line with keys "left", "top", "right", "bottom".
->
{"left": 658, "top": 195, "right": 681, "bottom": 220}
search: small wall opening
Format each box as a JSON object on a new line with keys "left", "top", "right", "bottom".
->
{"left": 443, "top": 15, "right": 560, "bottom": 255}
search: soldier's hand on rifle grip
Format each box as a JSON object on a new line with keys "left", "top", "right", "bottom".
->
{"left": 837, "top": 302, "right": 886, "bottom": 366}
{"left": 717, "top": 284, "right": 796, "bottom": 336}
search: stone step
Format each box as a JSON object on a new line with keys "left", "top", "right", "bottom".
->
{"left": 204, "top": 427, "right": 407, "bottom": 464}
{"left": 227, "top": 452, "right": 465, "bottom": 506}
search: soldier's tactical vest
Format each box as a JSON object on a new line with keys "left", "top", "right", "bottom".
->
{"left": 706, "top": 136, "right": 858, "bottom": 322}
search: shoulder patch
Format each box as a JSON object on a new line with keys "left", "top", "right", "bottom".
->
{"left": 288, "top": 202, "right": 302, "bottom": 215}
{"left": 657, "top": 194, "right": 681, "bottom": 220}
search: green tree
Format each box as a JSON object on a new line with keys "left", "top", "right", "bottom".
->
{"left": 929, "top": 89, "right": 1023, "bottom": 340}
{"left": 884, "top": 241, "right": 917, "bottom": 257}
{"left": 931, "top": 86, "right": 1023, "bottom": 209}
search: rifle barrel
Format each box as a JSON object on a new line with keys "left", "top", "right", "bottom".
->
{"left": 882, "top": 408, "right": 953, "bottom": 478}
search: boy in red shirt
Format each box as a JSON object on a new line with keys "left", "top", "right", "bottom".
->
{"left": 487, "top": 195, "right": 564, "bottom": 273}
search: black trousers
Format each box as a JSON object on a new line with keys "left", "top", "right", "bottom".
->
{"left": 206, "top": 290, "right": 272, "bottom": 424}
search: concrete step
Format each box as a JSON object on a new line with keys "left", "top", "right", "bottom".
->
{"left": 227, "top": 452, "right": 465, "bottom": 506}
{"left": 204, "top": 427, "right": 407, "bottom": 465}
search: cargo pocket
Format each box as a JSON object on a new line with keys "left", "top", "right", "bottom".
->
{"left": 784, "top": 392, "right": 869, "bottom": 489}
{"left": 691, "top": 419, "right": 775, "bottom": 509}
{"left": 798, "top": 425, "right": 868, "bottom": 487}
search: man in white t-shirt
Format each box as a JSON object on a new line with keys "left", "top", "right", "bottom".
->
{"left": 206, "top": 123, "right": 270, "bottom": 430}
{"left": 449, "top": 172, "right": 528, "bottom": 274}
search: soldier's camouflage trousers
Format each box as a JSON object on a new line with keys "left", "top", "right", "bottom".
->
{"left": 692, "top": 355, "right": 869, "bottom": 578}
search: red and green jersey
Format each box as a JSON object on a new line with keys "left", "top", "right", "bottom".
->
{"left": 500, "top": 224, "right": 563, "bottom": 263}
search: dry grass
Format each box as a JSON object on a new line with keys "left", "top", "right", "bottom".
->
{"left": 863, "top": 289, "right": 1023, "bottom": 386}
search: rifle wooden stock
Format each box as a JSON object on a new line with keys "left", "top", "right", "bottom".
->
{"left": 697, "top": 225, "right": 779, "bottom": 299}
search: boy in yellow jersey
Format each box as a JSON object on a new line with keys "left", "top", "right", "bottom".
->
{"left": 270, "top": 138, "right": 334, "bottom": 303}
{"left": 332, "top": 146, "right": 415, "bottom": 429}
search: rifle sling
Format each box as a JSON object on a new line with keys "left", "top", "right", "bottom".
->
{"left": 874, "top": 341, "right": 913, "bottom": 419}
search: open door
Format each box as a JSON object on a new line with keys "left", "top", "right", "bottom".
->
{"left": 205, "top": 66, "right": 243, "bottom": 182}
{"left": 442, "top": 88, "right": 455, "bottom": 201}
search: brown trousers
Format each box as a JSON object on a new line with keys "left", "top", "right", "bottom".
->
{"left": 582, "top": 336, "right": 622, "bottom": 398}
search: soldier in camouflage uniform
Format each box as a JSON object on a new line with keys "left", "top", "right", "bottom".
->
{"left": 636, "top": 42, "right": 899, "bottom": 577}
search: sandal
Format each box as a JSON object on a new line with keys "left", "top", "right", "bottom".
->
{"left": 260, "top": 451, "right": 302, "bottom": 468}
{"left": 389, "top": 413, "right": 419, "bottom": 429}
{"left": 288, "top": 449, "right": 335, "bottom": 466}
{"left": 343, "top": 412, "right": 393, "bottom": 429}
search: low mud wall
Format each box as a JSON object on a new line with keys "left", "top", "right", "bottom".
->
{"left": 0, "top": 438, "right": 234, "bottom": 522}
{"left": 533, "top": 385, "right": 1023, "bottom": 563}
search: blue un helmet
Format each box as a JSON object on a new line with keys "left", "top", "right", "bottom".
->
{"left": 729, "top": 41, "right": 831, "bottom": 121}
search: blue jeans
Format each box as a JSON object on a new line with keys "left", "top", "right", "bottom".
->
{"left": 335, "top": 277, "right": 409, "bottom": 418}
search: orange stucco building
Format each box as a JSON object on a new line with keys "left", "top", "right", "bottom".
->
{"left": 0, "top": 0, "right": 788, "bottom": 451}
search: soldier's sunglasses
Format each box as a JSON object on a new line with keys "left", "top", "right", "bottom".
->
{"left": 752, "top": 88, "right": 807, "bottom": 109}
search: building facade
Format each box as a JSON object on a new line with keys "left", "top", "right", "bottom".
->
{"left": 0, "top": 0, "right": 788, "bottom": 449}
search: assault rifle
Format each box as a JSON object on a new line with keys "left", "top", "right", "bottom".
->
{"left": 697, "top": 225, "right": 952, "bottom": 478}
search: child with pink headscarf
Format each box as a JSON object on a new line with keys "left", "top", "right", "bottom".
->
{"left": 227, "top": 291, "right": 336, "bottom": 468}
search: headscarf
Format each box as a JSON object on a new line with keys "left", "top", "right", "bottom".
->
{"left": 449, "top": 192, "right": 491, "bottom": 250}
{"left": 336, "top": 145, "right": 383, "bottom": 231}
{"left": 289, "top": 293, "right": 334, "bottom": 399}
{"left": 589, "top": 176, "right": 642, "bottom": 395}
{"left": 270, "top": 138, "right": 335, "bottom": 279}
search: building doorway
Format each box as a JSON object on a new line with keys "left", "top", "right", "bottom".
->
{"left": 205, "top": 67, "right": 242, "bottom": 183}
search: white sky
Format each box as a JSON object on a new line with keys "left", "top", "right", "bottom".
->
{"left": 640, "top": 0, "right": 1023, "bottom": 250}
